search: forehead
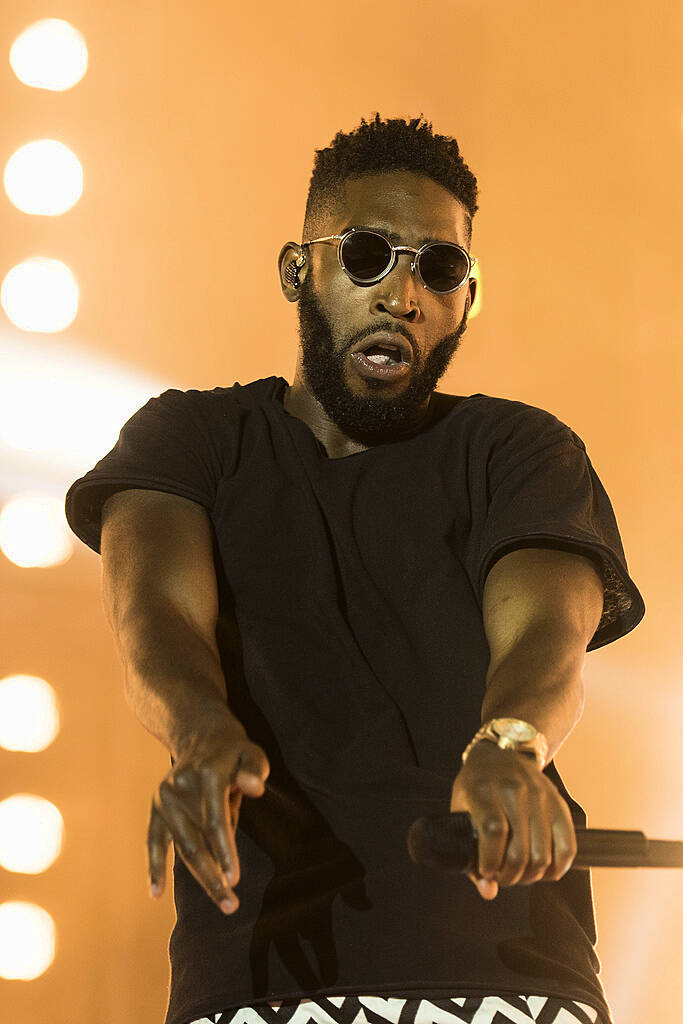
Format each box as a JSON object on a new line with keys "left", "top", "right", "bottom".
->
{"left": 334, "top": 170, "right": 468, "bottom": 246}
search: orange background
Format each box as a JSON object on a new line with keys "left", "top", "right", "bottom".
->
{"left": 1, "top": 1, "right": 682, "bottom": 1022}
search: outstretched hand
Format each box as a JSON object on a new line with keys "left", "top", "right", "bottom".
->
{"left": 147, "top": 721, "right": 271, "bottom": 913}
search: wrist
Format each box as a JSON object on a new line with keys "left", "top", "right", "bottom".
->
{"left": 173, "top": 707, "right": 246, "bottom": 760}
{"left": 462, "top": 717, "right": 548, "bottom": 770}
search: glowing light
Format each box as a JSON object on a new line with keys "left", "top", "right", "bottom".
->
{"left": 4, "top": 140, "right": 83, "bottom": 216}
{"left": 0, "top": 493, "right": 73, "bottom": 568}
{"left": 1, "top": 258, "right": 79, "bottom": 333}
{"left": 9, "top": 19, "right": 87, "bottom": 91}
{"left": 0, "top": 337, "right": 171, "bottom": 477}
{"left": 0, "top": 675, "right": 60, "bottom": 752}
{"left": 0, "top": 902, "right": 56, "bottom": 980}
{"left": 0, "top": 795, "right": 64, "bottom": 874}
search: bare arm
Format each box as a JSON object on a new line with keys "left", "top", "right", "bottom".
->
{"left": 101, "top": 487, "right": 237, "bottom": 758}
{"left": 100, "top": 487, "right": 270, "bottom": 912}
{"left": 450, "top": 545, "right": 604, "bottom": 900}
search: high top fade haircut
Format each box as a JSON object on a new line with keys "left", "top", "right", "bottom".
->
{"left": 302, "top": 112, "right": 479, "bottom": 251}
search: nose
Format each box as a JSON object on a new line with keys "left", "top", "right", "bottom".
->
{"left": 370, "top": 252, "right": 420, "bottom": 321}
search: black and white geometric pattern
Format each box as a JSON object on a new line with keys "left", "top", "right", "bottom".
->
{"left": 188, "top": 992, "right": 603, "bottom": 1024}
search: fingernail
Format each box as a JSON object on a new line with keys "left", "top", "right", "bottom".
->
{"left": 220, "top": 898, "right": 236, "bottom": 913}
{"left": 149, "top": 882, "right": 161, "bottom": 897}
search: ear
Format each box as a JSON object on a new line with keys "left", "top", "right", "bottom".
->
{"left": 466, "top": 276, "right": 477, "bottom": 311}
{"left": 278, "top": 241, "right": 307, "bottom": 302}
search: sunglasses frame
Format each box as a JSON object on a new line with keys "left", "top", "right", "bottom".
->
{"left": 299, "top": 226, "right": 478, "bottom": 295}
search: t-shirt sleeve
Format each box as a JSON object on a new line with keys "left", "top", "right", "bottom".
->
{"left": 466, "top": 401, "right": 645, "bottom": 652}
{"left": 64, "top": 387, "right": 228, "bottom": 555}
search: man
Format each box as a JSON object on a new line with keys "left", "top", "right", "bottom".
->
{"left": 65, "top": 114, "right": 644, "bottom": 1024}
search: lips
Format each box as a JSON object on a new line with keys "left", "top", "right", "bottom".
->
{"left": 352, "top": 331, "right": 413, "bottom": 365}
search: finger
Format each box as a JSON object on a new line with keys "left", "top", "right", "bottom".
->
{"left": 496, "top": 783, "right": 529, "bottom": 887}
{"left": 147, "top": 801, "right": 172, "bottom": 896}
{"left": 467, "top": 871, "right": 499, "bottom": 899}
{"left": 172, "top": 765, "right": 234, "bottom": 885}
{"left": 519, "top": 789, "right": 552, "bottom": 884}
{"left": 548, "top": 801, "right": 578, "bottom": 880}
{"left": 472, "top": 800, "right": 509, "bottom": 880}
{"left": 234, "top": 745, "right": 270, "bottom": 795}
{"left": 228, "top": 788, "right": 243, "bottom": 832}
{"left": 199, "top": 767, "right": 237, "bottom": 883}
{"left": 157, "top": 781, "right": 238, "bottom": 913}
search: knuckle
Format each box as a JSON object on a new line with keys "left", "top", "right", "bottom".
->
{"left": 174, "top": 767, "right": 198, "bottom": 788}
{"left": 555, "top": 840, "right": 576, "bottom": 862}
{"left": 505, "top": 850, "right": 525, "bottom": 871}
{"left": 177, "top": 834, "right": 198, "bottom": 858}
{"left": 499, "top": 776, "right": 523, "bottom": 795}
{"left": 212, "top": 881, "right": 229, "bottom": 901}
{"left": 198, "top": 762, "right": 219, "bottom": 781}
{"left": 530, "top": 853, "right": 551, "bottom": 873}
{"left": 204, "top": 807, "right": 225, "bottom": 829}
{"left": 472, "top": 778, "right": 493, "bottom": 799}
{"left": 481, "top": 816, "right": 505, "bottom": 838}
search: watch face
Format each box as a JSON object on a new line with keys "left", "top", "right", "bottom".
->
{"left": 493, "top": 717, "right": 537, "bottom": 741}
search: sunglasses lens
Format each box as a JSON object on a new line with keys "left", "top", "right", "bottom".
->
{"left": 419, "top": 244, "right": 470, "bottom": 292}
{"left": 340, "top": 231, "right": 392, "bottom": 280}
{"left": 341, "top": 231, "right": 471, "bottom": 293}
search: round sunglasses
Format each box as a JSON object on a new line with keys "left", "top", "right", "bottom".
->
{"left": 297, "top": 226, "right": 478, "bottom": 295}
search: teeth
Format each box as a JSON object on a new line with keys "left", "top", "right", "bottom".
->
{"left": 366, "top": 353, "right": 393, "bottom": 364}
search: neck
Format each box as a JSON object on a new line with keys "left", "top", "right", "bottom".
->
{"left": 282, "top": 378, "right": 437, "bottom": 459}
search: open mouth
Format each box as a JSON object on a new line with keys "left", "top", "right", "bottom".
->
{"left": 353, "top": 333, "right": 413, "bottom": 366}
{"left": 350, "top": 333, "right": 412, "bottom": 382}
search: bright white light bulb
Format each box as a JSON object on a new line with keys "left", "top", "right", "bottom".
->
{"left": 9, "top": 19, "right": 87, "bottom": 91}
{"left": 0, "top": 675, "right": 60, "bottom": 752}
{"left": 4, "top": 140, "right": 83, "bottom": 216}
{"left": 0, "top": 337, "right": 172, "bottom": 491}
{"left": 0, "top": 493, "right": 73, "bottom": 568}
{"left": 0, "top": 902, "right": 56, "bottom": 980}
{"left": 0, "top": 795, "right": 64, "bottom": 874}
{"left": 0, "top": 257, "right": 79, "bottom": 333}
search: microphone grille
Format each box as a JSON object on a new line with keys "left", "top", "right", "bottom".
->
{"left": 406, "top": 812, "right": 477, "bottom": 873}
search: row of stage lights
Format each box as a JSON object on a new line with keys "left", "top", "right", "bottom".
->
{"left": 1, "top": 18, "right": 91, "bottom": 983}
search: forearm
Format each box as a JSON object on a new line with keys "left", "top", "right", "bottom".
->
{"left": 481, "top": 621, "right": 586, "bottom": 762}
{"left": 113, "top": 601, "right": 241, "bottom": 758}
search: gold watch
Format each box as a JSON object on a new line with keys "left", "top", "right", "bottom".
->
{"left": 461, "top": 717, "right": 549, "bottom": 770}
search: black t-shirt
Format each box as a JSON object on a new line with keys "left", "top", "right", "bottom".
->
{"left": 65, "top": 376, "right": 644, "bottom": 1024}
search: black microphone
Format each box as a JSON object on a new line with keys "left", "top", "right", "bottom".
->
{"left": 407, "top": 812, "right": 683, "bottom": 873}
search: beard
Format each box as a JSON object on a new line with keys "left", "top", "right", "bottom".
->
{"left": 295, "top": 270, "right": 470, "bottom": 446}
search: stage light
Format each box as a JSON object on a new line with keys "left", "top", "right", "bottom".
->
{"left": 0, "top": 258, "right": 79, "bottom": 333}
{"left": 0, "top": 675, "right": 60, "bottom": 752}
{"left": 0, "top": 493, "right": 73, "bottom": 568}
{"left": 9, "top": 18, "right": 87, "bottom": 92}
{"left": 0, "top": 795, "right": 64, "bottom": 874}
{"left": 0, "top": 901, "right": 56, "bottom": 980}
{"left": 0, "top": 337, "right": 172, "bottom": 508}
{"left": 4, "top": 140, "right": 83, "bottom": 217}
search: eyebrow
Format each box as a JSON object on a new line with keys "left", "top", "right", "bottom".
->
{"left": 341, "top": 223, "right": 460, "bottom": 247}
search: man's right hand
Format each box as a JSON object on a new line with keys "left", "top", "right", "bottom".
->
{"left": 147, "top": 721, "right": 270, "bottom": 914}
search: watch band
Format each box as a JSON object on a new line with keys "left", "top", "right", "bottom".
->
{"left": 461, "top": 718, "right": 548, "bottom": 770}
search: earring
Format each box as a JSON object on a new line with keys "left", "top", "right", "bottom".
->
{"left": 284, "top": 252, "right": 305, "bottom": 289}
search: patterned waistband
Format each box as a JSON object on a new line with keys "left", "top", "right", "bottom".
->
{"left": 187, "top": 991, "right": 606, "bottom": 1024}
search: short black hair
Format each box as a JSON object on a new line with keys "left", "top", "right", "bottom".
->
{"left": 302, "top": 112, "right": 479, "bottom": 249}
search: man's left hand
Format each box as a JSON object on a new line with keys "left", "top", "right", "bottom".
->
{"left": 449, "top": 739, "right": 578, "bottom": 899}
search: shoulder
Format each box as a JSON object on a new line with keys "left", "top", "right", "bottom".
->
{"left": 444, "top": 392, "right": 584, "bottom": 451}
{"left": 151, "top": 376, "right": 283, "bottom": 416}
